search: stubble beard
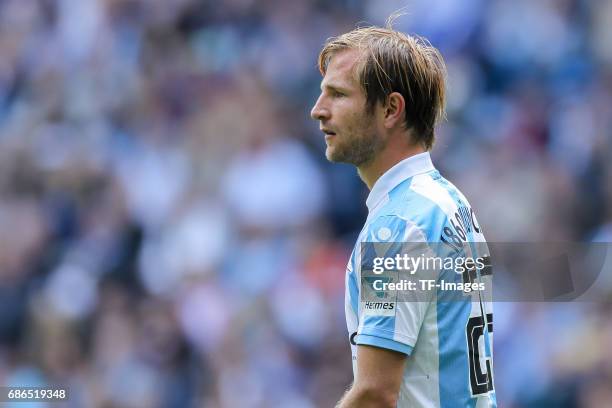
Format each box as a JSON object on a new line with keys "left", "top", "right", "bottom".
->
{"left": 326, "top": 128, "right": 384, "bottom": 167}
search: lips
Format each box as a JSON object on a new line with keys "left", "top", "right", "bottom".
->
{"left": 321, "top": 128, "right": 336, "bottom": 136}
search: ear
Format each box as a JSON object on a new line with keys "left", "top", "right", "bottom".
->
{"left": 383, "top": 92, "right": 405, "bottom": 129}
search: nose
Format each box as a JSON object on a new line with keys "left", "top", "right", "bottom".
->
{"left": 310, "top": 94, "right": 330, "bottom": 121}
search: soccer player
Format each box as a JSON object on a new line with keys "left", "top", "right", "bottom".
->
{"left": 311, "top": 26, "right": 496, "bottom": 407}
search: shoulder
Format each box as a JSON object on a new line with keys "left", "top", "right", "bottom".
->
{"left": 367, "top": 170, "right": 480, "bottom": 243}
{"left": 376, "top": 172, "right": 457, "bottom": 241}
{"left": 404, "top": 171, "right": 467, "bottom": 217}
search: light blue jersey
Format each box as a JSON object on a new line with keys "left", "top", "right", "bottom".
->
{"left": 346, "top": 152, "right": 496, "bottom": 407}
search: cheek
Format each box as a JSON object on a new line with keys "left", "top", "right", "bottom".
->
{"left": 334, "top": 100, "right": 370, "bottom": 132}
{"left": 347, "top": 108, "right": 371, "bottom": 132}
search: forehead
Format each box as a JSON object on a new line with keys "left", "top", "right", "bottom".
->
{"left": 322, "top": 49, "right": 361, "bottom": 88}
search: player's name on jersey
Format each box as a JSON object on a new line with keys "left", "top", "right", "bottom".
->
{"left": 371, "top": 279, "right": 485, "bottom": 293}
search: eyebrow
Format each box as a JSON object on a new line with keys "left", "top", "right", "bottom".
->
{"left": 320, "top": 82, "right": 350, "bottom": 92}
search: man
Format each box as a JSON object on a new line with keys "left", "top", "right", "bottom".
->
{"left": 311, "top": 26, "right": 496, "bottom": 407}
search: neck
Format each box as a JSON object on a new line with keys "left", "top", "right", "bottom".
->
{"left": 357, "top": 142, "right": 426, "bottom": 190}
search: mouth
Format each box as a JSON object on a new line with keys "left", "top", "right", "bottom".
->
{"left": 322, "top": 129, "right": 337, "bottom": 138}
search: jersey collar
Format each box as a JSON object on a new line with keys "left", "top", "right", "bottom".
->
{"left": 365, "top": 152, "right": 435, "bottom": 213}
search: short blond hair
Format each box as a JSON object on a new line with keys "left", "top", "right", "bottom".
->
{"left": 318, "top": 25, "right": 446, "bottom": 150}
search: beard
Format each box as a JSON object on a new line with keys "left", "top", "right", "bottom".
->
{"left": 326, "top": 128, "right": 384, "bottom": 167}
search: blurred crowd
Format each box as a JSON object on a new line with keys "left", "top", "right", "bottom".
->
{"left": 0, "top": 0, "right": 611, "bottom": 406}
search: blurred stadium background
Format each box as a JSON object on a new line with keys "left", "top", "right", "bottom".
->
{"left": 1, "top": 0, "right": 611, "bottom": 406}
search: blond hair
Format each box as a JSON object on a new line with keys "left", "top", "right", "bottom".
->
{"left": 318, "top": 24, "right": 447, "bottom": 150}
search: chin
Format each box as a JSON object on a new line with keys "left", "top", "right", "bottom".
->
{"left": 326, "top": 149, "right": 347, "bottom": 164}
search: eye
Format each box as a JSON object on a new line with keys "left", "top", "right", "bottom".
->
{"left": 332, "top": 90, "right": 345, "bottom": 97}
